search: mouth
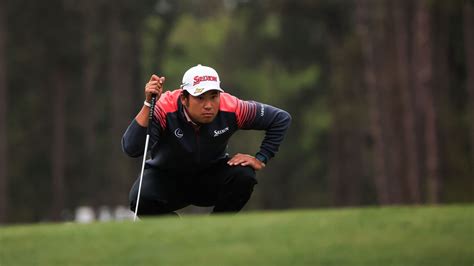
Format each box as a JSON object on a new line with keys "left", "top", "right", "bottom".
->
{"left": 202, "top": 113, "right": 214, "bottom": 117}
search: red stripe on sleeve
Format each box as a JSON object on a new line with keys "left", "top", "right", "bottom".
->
{"left": 220, "top": 93, "right": 257, "bottom": 128}
{"left": 239, "top": 101, "right": 257, "bottom": 128}
{"left": 219, "top": 93, "right": 239, "bottom": 112}
{"left": 153, "top": 90, "right": 181, "bottom": 130}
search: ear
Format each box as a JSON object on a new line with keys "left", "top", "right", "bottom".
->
{"left": 180, "top": 92, "right": 188, "bottom": 107}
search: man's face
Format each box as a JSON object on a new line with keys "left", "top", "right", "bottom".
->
{"left": 182, "top": 90, "right": 220, "bottom": 124}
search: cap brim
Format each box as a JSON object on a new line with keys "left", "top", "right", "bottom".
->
{"left": 187, "top": 87, "right": 224, "bottom": 96}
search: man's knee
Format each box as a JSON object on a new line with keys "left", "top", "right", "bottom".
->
{"left": 129, "top": 185, "right": 169, "bottom": 215}
{"left": 212, "top": 166, "right": 257, "bottom": 213}
{"left": 129, "top": 196, "right": 171, "bottom": 216}
{"left": 228, "top": 166, "right": 258, "bottom": 191}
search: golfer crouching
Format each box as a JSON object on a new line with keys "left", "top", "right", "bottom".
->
{"left": 122, "top": 64, "right": 291, "bottom": 216}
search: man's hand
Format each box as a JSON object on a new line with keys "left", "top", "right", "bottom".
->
{"left": 227, "top": 153, "right": 265, "bottom": 171}
{"left": 145, "top": 74, "right": 165, "bottom": 102}
{"left": 136, "top": 74, "right": 165, "bottom": 127}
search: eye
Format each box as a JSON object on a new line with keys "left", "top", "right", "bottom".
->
{"left": 198, "top": 96, "right": 204, "bottom": 100}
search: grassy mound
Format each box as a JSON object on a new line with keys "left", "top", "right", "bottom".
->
{"left": 1, "top": 205, "right": 472, "bottom": 265}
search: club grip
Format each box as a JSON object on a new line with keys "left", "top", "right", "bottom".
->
{"left": 146, "top": 95, "right": 157, "bottom": 135}
{"left": 148, "top": 95, "right": 157, "bottom": 121}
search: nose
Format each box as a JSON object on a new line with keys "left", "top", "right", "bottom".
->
{"left": 203, "top": 100, "right": 212, "bottom": 110}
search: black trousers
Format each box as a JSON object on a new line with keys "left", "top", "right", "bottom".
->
{"left": 129, "top": 159, "right": 257, "bottom": 216}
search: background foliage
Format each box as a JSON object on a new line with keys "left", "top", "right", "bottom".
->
{"left": 0, "top": 0, "right": 472, "bottom": 223}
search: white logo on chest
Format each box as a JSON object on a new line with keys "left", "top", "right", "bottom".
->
{"left": 213, "top": 127, "right": 229, "bottom": 137}
{"left": 174, "top": 128, "right": 183, "bottom": 138}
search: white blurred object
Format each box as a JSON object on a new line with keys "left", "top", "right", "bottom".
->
{"left": 75, "top": 206, "right": 95, "bottom": 223}
{"left": 114, "top": 205, "right": 134, "bottom": 221}
{"left": 98, "top": 206, "right": 113, "bottom": 222}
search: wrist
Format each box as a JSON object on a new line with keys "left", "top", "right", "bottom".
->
{"left": 143, "top": 100, "right": 151, "bottom": 108}
{"left": 255, "top": 153, "right": 267, "bottom": 165}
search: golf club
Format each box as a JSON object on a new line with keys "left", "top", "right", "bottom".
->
{"left": 133, "top": 94, "right": 157, "bottom": 222}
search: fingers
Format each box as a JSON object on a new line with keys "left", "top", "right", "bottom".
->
{"left": 145, "top": 75, "right": 165, "bottom": 101}
{"left": 149, "top": 75, "right": 165, "bottom": 84}
{"left": 227, "top": 154, "right": 252, "bottom": 166}
{"left": 147, "top": 75, "right": 165, "bottom": 91}
{"left": 227, "top": 153, "right": 243, "bottom": 165}
{"left": 227, "top": 153, "right": 265, "bottom": 171}
{"left": 228, "top": 159, "right": 245, "bottom": 166}
{"left": 149, "top": 74, "right": 160, "bottom": 82}
{"left": 145, "top": 82, "right": 162, "bottom": 95}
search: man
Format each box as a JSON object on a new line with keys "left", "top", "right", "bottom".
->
{"left": 122, "top": 64, "right": 291, "bottom": 216}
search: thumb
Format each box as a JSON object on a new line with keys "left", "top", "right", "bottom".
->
{"left": 159, "top": 77, "right": 166, "bottom": 84}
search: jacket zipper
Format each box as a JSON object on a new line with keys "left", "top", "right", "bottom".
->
{"left": 194, "top": 127, "right": 200, "bottom": 163}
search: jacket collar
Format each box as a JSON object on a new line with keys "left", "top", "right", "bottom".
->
{"left": 178, "top": 98, "right": 200, "bottom": 128}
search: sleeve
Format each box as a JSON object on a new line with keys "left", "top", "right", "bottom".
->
{"left": 121, "top": 119, "right": 147, "bottom": 157}
{"left": 235, "top": 99, "right": 292, "bottom": 163}
{"left": 121, "top": 103, "right": 166, "bottom": 158}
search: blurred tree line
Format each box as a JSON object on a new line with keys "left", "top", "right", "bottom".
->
{"left": 0, "top": 0, "right": 472, "bottom": 223}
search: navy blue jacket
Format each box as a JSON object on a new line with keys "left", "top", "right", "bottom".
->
{"left": 122, "top": 89, "right": 291, "bottom": 172}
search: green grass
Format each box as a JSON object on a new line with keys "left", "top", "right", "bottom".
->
{"left": 1, "top": 205, "right": 473, "bottom": 266}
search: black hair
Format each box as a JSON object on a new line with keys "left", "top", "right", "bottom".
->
{"left": 182, "top": 90, "right": 190, "bottom": 98}
{"left": 181, "top": 90, "right": 190, "bottom": 108}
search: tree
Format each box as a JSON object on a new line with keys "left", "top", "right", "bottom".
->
{"left": 79, "top": 0, "right": 100, "bottom": 207}
{"left": 151, "top": 1, "right": 179, "bottom": 73}
{"left": 413, "top": 0, "right": 440, "bottom": 203}
{"left": 46, "top": 0, "right": 80, "bottom": 220}
{"left": 465, "top": 0, "right": 474, "bottom": 170}
{"left": 106, "top": 1, "right": 141, "bottom": 205}
{"left": 392, "top": 0, "right": 421, "bottom": 203}
{"left": 50, "top": 67, "right": 66, "bottom": 220}
{"left": 0, "top": 0, "right": 8, "bottom": 223}
{"left": 356, "top": 0, "right": 390, "bottom": 204}
{"left": 328, "top": 33, "right": 366, "bottom": 206}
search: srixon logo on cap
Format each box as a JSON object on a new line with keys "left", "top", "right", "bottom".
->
{"left": 193, "top": 75, "right": 218, "bottom": 86}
